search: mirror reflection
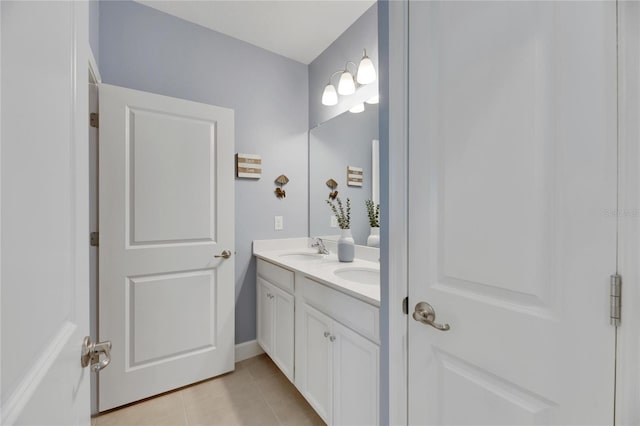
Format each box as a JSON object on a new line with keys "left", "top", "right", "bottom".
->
{"left": 309, "top": 104, "right": 379, "bottom": 246}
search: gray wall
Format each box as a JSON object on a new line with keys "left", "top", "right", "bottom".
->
{"left": 308, "top": 4, "right": 378, "bottom": 128}
{"left": 99, "top": 0, "right": 309, "bottom": 344}
{"left": 309, "top": 105, "right": 378, "bottom": 245}
{"left": 89, "top": 0, "right": 99, "bottom": 64}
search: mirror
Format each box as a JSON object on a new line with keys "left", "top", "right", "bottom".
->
{"left": 309, "top": 104, "right": 379, "bottom": 246}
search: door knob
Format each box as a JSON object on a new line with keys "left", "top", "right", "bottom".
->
{"left": 214, "top": 250, "right": 232, "bottom": 259}
{"left": 413, "top": 302, "right": 450, "bottom": 331}
{"left": 81, "top": 336, "right": 112, "bottom": 372}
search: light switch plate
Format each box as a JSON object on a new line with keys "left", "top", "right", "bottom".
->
{"left": 330, "top": 215, "right": 338, "bottom": 228}
{"left": 274, "top": 216, "right": 284, "bottom": 230}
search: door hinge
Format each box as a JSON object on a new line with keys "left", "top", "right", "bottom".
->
{"left": 90, "top": 232, "right": 99, "bottom": 247}
{"left": 610, "top": 273, "right": 622, "bottom": 327}
{"left": 402, "top": 297, "right": 408, "bottom": 315}
{"left": 90, "top": 112, "right": 99, "bottom": 128}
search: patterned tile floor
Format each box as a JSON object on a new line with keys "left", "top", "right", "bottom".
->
{"left": 92, "top": 354, "right": 324, "bottom": 426}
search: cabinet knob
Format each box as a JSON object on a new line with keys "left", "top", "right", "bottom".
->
{"left": 324, "top": 331, "right": 330, "bottom": 338}
{"left": 329, "top": 335, "right": 336, "bottom": 342}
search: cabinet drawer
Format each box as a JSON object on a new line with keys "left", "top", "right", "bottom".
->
{"left": 301, "top": 276, "right": 379, "bottom": 344}
{"left": 257, "top": 259, "right": 294, "bottom": 293}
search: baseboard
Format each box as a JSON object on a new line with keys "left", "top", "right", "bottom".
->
{"left": 235, "top": 340, "right": 264, "bottom": 363}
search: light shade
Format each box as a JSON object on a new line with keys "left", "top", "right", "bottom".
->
{"left": 349, "top": 103, "right": 365, "bottom": 113}
{"left": 321, "top": 84, "right": 338, "bottom": 106}
{"left": 356, "top": 50, "right": 376, "bottom": 85}
{"left": 338, "top": 70, "right": 356, "bottom": 95}
{"left": 366, "top": 95, "right": 379, "bottom": 105}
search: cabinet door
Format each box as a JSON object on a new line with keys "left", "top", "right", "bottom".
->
{"left": 256, "top": 277, "right": 273, "bottom": 355}
{"left": 299, "top": 303, "right": 333, "bottom": 423}
{"left": 271, "top": 284, "right": 294, "bottom": 381}
{"left": 332, "top": 321, "right": 379, "bottom": 426}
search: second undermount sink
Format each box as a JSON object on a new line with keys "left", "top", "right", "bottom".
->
{"left": 279, "top": 252, "right": 326, "bottom": 261}
{"left": 333, "top": 267, "right": 380, "bottom": 285}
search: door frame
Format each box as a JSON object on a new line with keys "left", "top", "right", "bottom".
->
{"left": 384, "top": 1, "right": 409, "bottom": 425}
{"left": 616, "top": 1, "right": 640, "bottom": 425}
{"left": 386, "top": 1, "right": 639, "bottom": 424}
{"left": 88, "top": 45, "right": 101, "bottom": 417}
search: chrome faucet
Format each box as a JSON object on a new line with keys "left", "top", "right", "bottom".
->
{"left": 311, "top": 237, "right": 329, "bottom": 255}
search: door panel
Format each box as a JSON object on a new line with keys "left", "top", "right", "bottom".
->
{"left": 408, "top": 2, "right": 617, "bottom": 424}
{"left": 99, "top": 84, "right": 234, "bottom": 411}
{"left": 129, "top": 108, "right": 215, "bottom": 244}
{"left": 300, "top": 303, "right": 332, "bottom": 423}
{"left": 272, "top": 284, "right": 294, "bottom": 380}
{"left": 257, "top": 278, "right": 274, "bottom": 355}
{"left": 332, "top": 321, "right": 379, "bottom": 426}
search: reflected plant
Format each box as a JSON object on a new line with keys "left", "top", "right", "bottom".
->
{"left": 326, "top": 197, "right": 351, "bottom": 230}
{"left": 365, "top": 199, "right": 380, "bottom": 228}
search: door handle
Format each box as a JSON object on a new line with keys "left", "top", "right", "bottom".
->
{"left": 413, "top": 302, "right": 450, "bottom": 331}
{"left": 214, "top": 250, "right": 232, "bottom": 259}
{"left": 81, "top": 336, "right": 112, "bottom": 372}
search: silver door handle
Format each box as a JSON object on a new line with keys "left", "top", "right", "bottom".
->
{"left": 214, "top": 250, "right": 232, "bottom": 259}
{"left": 413, "top": 302, "right": 450, "bottom": 331}
{"left": 81, "top": 336, "right": 112, "bottom": 372}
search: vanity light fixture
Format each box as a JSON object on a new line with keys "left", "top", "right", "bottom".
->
{"left": 356, "top": 49, "right": 376, "bottom": 85}
{"left": 365, "top": 95, "right": 379, "bottom": 105}
{"left": 321, "top": 48, "right": 377, "bottom": 107}
{"left": 349, "top": 103, "right": 365, "bottom": 113}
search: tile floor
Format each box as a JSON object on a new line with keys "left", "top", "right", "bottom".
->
{"left": 92, "top": 354, "right": 325, "bottom": 426}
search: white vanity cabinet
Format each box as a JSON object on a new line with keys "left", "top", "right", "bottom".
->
{"left": 296, "top": 275, "right": 380, "bottom": 426}
{"left": 253, "top": 247, "right": 380, "bottom": 426}
{"left": 256, "top": 260, "right": 294, "bottom": 381}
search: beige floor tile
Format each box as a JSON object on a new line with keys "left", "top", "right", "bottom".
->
{"left": 185, "top": 398, "right": 279, "bottom": 426}
{"left": 94, "top": 391, "right": 186, "bottom": 426}
{"left": 268, "top": 399, "right": 326, "bottom": 426}
{"left": 181, "top": 369, "right": 255, "bottom": 408}
{"left": 182, "top": 379, "right": 264, "bottom": 413}
{"left": 255, "top": 373, "right": 305, "bottom": 406}
{"left": 94, "top": 354, "right": 326, "bottom": 426}
{"left": 244, "top": 355, "right": 281, "bottom": 380}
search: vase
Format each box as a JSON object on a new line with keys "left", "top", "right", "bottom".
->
{"left": 337, "top": 228, "right": 355, "bottom": 262}
{"left": 367, "top": 227, "right": 380, "bottom": 248}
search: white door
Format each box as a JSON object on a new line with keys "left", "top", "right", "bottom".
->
{"left": 1, "top": 1, "right": 91, "bottom": 424}
{"left": 408, "top": 1, "right": 617, "bottom": 424}
{"left": 98, "top": 84, "right": 235, "bottom": 411}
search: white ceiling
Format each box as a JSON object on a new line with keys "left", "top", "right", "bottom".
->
{"left": 135, "top": 0, "right": 376, "bottom": 64}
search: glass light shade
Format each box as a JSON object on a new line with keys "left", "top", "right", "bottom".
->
{"left": 321, "top": 84, "right": 338, "bottom": 106}
{"left": 366, "top": 95, "right": 379, "bottom": 105}
{"left": 349, "top": 103, "right": 365, "bottom": 113}
{"left": 356, "top": 55, "right": 376, "bottom": 85}
{"left": 338, "top": 71, "right": 356, "bottom": 95}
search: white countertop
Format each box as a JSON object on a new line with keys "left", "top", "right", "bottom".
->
{"left": 253, "top": 238, "right": 380, "bottom": 306}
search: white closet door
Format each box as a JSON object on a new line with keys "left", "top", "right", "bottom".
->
{"left": 407, "top": 2, "right": 617, "bottom": 424}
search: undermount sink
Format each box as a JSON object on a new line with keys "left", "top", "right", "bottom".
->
{"left": 279, "top": 252, "right": 325, "bottom": 261}
{"left": 333, "top": 267, "right": 380, "bottom": 285}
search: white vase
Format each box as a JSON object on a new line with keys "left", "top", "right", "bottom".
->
{"left": 337, "top": 228, "right": 355, "bottom": 262}
{"left": 367, "top": 227, "right": 380, "bottom": 248}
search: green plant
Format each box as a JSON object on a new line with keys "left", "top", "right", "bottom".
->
{"left": 326, "top": 197, "right": 351, "bottom": 229}
{"left": 365, "top": 199, "right": 380, "bottom": 227}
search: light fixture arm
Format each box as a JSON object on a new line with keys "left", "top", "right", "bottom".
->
{"left": 327, "top": 70, "right": 343, "bottom": 85}
{"left": 345, "top": 61, "right": 358, "bottom": 74}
